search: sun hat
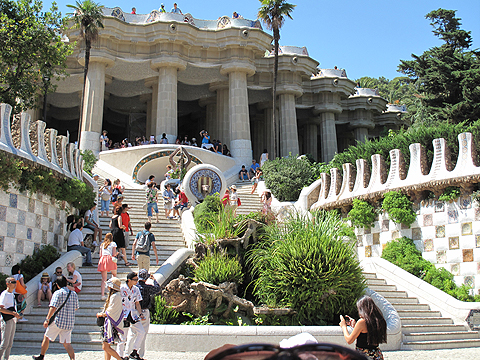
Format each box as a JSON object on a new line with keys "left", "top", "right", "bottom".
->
{"left": 41, "top": 272, "right": 50, "bottom": 279}
{"left": 106, "top": 277, "right": 121, "bottom": 292}
{"left": 138, "top": 269, "right": 149, "bottom": 281}
{"left": 230, "top": 185, "right": 237, "bottom": 190}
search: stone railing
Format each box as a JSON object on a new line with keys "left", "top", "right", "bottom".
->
{"left": 296, "top": 132, "right": 480, "bottom": 211}
{"left": 353, "top": 87, "right": 380, "bottom": 97}
{"left": 0, "top": 103, "right": 83, "bottom": 179}
{"left": 316, "top": 68, "right": 348, "bottom": 78}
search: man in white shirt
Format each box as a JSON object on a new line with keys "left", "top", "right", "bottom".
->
{"left": 0, "top": 277, "right": 21, "bottom": 360}
{"left": 118, "top": 272, "right": 145, "bottom": 360}
{"left": 66, "top": 221, "right": 93, "bottom": 266}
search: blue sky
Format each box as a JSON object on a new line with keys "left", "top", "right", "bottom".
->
{"left": 52, "top": 0, "right": 480, "bottom": 81}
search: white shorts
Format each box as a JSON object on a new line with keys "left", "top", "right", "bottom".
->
{"left": 45, "top": 321, "right": 72, "bottom": 343}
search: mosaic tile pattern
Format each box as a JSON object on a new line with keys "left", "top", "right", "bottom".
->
{"left": 356, "top": 236, "right": 363, "bottom": 247}
{"left": 27, "top": 228, "right": 32, "bottom": 240}
{"left": 372, "top": 233, "right": 380, "bottom": 245}
{"left": 16, "top": 239, "right": 23, "bottom": 253}
{"left": 449, "top": 236, "right": 460, "bottom": 250}
{"left": 364, "top": 227, "right": 371, "bottom": 235}
{"left": 381, "top": 220, "right": 389, "bottom": 232}
{"left": 462, "top": 222, "right": 473, "bottom": 236}
{"left": 436, "top": 250, "right": 447, "bottom": 264}
{"left": 424, "top": 239, "right": 434, "bottom": 252}
{"left": 476, "top": 234, "right": 480, "bottom": 248}
{"left": 412, "top": 228, "right": 422, "bottom": 240}
{"left": 28, "top": 198, "right": 35, "bottom": 212}
{"left": 448, "top": 209, "right": 459, "bottom": 224}
{"left": 460, "top": 196, "right": 472, "bottom": 209}
{"left": 17, "top": 210, "right": 25, "bottom": 225}
{"left": 5, "top": 254, "right": 12, "bottom": 267}
{"left": 451, "top": 263, "right": 460, "bottom": 275}
{"left": 9, "top": 194, "right": 17, "bottom": 208}
{"left": 435, "top": 201, "right": 445, "bottom": 213}
{"left": 476, "top": 207, "right": 480, "bottom": 221}
{"left": 436, "top": 225, "right": 445, "bottom": 238}
{"left": 391, "top": 230, "right": 400, "bottom": 240}
{"left": 465, "top": 276, "right": 475, "bottom": 287}
{"left": 463, "top": 249, "right": 474, "bottom": 262}
{"left": 365, "top": 246, "right": 372, "bottom": 257}
{"left": 423, "top": 214, "right": 433, "bottom": 226}
{"left": 0, "top": 236, "right": 3, "bottom": 251}
{"left": 0, "top": 205, "right": 6, "bottom": 221}
{"left": 7, "top": 223, "right": 15, "bottom": 237}
{"left": 401, "top": 223, "right": 410, "bottom": 230}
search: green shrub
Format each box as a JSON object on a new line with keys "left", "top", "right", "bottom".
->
{"left": 0, "top": 273, "right": 9, "bottom": 293}
{"left": 193, "top": 195, "right": 223, "bottom": 232}
{"left": 247, "top": 210, "right": 365, "bottom": 325}
{"left": 194, "top": 251, "right": 243, "bottom": 285}
{"left": 381, "top": 237, "right": 431, "bottom": 278}
{"left": 80, "top": 150, "right": 97, "bottom": 176}
{"left": 438, "top": 186, "right": 461, "bottom": 202}
{"left": 18, "top": 244, "right": 61, "bottom": 283}
{"left": 151, "top": 296, "right": 181, "bottom": 324}
{"left": 348, "top": 199, "right": 376, "bottom": 229}
{"left": 382, "top": 191, "right": 416, "bottom": 227}
{"left": 262, "top": 156, "right": 315, "bottom": 201}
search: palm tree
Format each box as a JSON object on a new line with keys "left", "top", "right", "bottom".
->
{"left": 258, "top": 0, "right": 296, "bottom": 159}
{"left": 67, "top": 0, "right": 104, "bottom": 147}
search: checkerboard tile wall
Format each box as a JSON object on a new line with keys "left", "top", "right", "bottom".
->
{"left": 356, "top": 196, "right": 480, "bottom": 294}
{"left": 0, "top": 186, "right": 68, "bottom": 275}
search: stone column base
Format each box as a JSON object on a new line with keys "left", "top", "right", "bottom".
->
{"left": 230, "top": 139, "right": 252, "bottom": 168}
{"left": 79, "top": 130, "right": 101, "bottom": 155}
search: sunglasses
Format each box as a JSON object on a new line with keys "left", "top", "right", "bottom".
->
{"left": 8, "top": 280, "right": 17, "bottom": 284}
{"left": 56, "top": 271, "right": 62, "bottom": 274}
{"left": 206, "top": 343, "right": 369, "bottom": 360}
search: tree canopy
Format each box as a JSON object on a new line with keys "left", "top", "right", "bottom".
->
{"left": 0, "top": 0, "right": 74, "bottom": 114}
{"left": 398, "top": 9, "right": 480, "bottom": 125}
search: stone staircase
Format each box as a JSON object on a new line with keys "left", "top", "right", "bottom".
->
{"left": 231, "top": 179, "right": 263, "bottom": 215}
{"left": 14, "top": 187, "right": 187, "bottom": 351}
{"left": 365, "top": 272, "right": 480, "bottom": 350}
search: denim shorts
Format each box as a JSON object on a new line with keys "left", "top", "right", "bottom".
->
{"left": 101, "top": 199, "right": 110, "bottom": 212}
{"left": 147, "top": 202, "right": 158, "bottom": 216}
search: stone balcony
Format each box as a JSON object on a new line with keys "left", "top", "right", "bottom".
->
{"left": 104, "top": 7, "right": 263, "bottom": 30}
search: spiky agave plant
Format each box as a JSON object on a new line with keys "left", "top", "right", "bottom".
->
{"left": 247, "top": 210, "right": 365, "bottom": 325}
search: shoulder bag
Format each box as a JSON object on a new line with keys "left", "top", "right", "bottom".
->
{"left": 48, "top": 290, "right": 72, "bottom": 325}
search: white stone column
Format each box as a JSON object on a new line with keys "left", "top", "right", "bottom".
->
{"left": 79, "top": 59, "right": 112, "bottom": 154}
{"left": 151, "top": 57, "right": 186, "bottom": 144}
{"left": 354, "top": 127, "right": 369, "bottom": 144}
{"left": 221, "top": 62, "right": 255, "bottom": 167}
{"left": 278, "top": 92, "right": 300, "bottom": 157}
{"left": 306, "top": 122, "right": 319, "bottom": 161}
{"left": 319, "top": 112, "right": 338, "bottom": 163}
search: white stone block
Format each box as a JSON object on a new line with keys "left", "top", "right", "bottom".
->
{"left": 423, "top": 251, "right": 436, "bottom": 263}
{"left": 25, "top": 213, "right": 35, "bottom": 227}
{"left": 0, "top": 191, "right": 8, "bottom": 205}
{"left": 444, "top": 223, "right": 458, "bottom": 237}
{"left": 434, "top": 238, "right": 449, "bottom": 251}
{"left": 0, "top": 221, "right": 6, "bottom": 236}
{"left": 47, "top": 232, "right": 54, "bottom": 244}
{"left": 6, "top": 208, "right": 18, "bottom": 223}
{"left": 364, "top": 233, "right": 373, "bottom": 246}
{"left": 422, "top": 226, "right": 435, "bottom": 239}
{"left": 16, "top": 225, "right": 27, "bottom": 240}
{"left": 473, "top": 248, "right": 480, "bottom": 262}
{"left": 460, "top": 262, "right": 477, "bottom": 276}
{"left": 17, "top": 195, "right": 28, "bottom": 211}
{"left": 460, "top": 235, "right": 475, "bottom": 249}
{"left": 447, "top": 249, "right": 462, "bottom": 263}
{"left": 41, "top": 217, "right": 49, "bottom": 231}
{"left": 4, "top": 237, "right": 16, "bottom": 252}
{"left": 24, "top": 240, "right": 34, "bottom": 255}
{"left": 32, "top": 228, "right": 42, "bottom": 242}
{"left": 432, "top": 212, "right": 446, "bottom": 226}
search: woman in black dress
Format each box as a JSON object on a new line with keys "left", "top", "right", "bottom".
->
{"left": 110, "top": 206, "right": 130, "bottom": 266}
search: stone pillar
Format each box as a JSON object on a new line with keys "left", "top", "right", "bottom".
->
{"left": 144, "top": 81, "right": 158, "bottom": 138}
{"left": 220, "top": 62, "right": 255, "bottom": 167}
{"left": 278, "top": 92, "right": 300, "bottom": 157}
{"left": 306, "top": 122, "right": 319, "bottom": 161}
{"left": 151, "top": 57, "right": 187, "bottom": 144}
{"left": 319, "top": 112, "right": 338, "bottom": 163}
{"left": 79, "top": 58, "right": 112, "bottom": 154}
{"left": 354, "top": 127, "right": 369, "bottom": 144}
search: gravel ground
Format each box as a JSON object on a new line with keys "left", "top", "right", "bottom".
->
{"left": 8, "top": 347, "right": 480, "bottom": 360}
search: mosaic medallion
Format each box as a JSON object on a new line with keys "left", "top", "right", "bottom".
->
{"left": 423, "top": 214, "right": 433, "bottom": 226}
{"left": 436, "top": 225, "right": 445, "bottom": 238}
{"left": 448, "top": 209, "right": 459, "bottom": 224}
{"left": 449, "top": 236, "right": 459, "bottom": 250}
{"left": 462, "top": 222, "right": 473, "bottom": 236}
{"left": 436, "top": 250, "right": 447, "bottom": 264}
{"left": 464, "top": 276, "right": 475, "bottom": 288}
{"left": 188, "top": 169, "right": 222, "bottom": 201}
{"left": 381, "top": 220, "right": 389, "bottom": 232}
{"left": 451, "top": 263, "right": 460, "bottom": 275}
{"left": 372, "top": 233, "right": 380, "bottom": 245}
{"left": 364, "top": 227, "right": 371, "bottom": 235}
{"left": 412, "top": 228, "right": 422, "bottom": 240}
{"left": 356, "top": 236, "right": 363, "bottom": 247}
{"left": 435, "top": 200, "right": 445, "bottom": 213}
{"left": 476, "top": 234, "right": 480, "bottom": 248}
{"left": 463, "top": 249, "right": 474, "bottom": 262}
{"left": 460, "top": 196, "right": 472, "bottom": 209}
{"left": 365, "top": 245, "right": 372, "bottom": 258}
{"left": 391, "top": 230, "right": 400, "bottom": 240}
{"left": 424, "top": 239, "right": 434, "bottom": 252}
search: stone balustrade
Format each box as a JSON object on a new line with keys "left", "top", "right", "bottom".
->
{"left": 316, "top": 68, "right": 348, "bottom": 78}
{"left": 297, "top": 132, "right": 480, "bottom": 211}
{"left": 0, "top": 103, "right": 83, "bottom": 180}
{"left": 353, "top": 87, "right": 380, "bottom": 97}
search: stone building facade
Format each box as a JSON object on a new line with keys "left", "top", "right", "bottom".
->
{"left": 40, "top": 7, "right": 406, "bottom": 166}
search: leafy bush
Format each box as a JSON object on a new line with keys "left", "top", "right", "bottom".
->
{"left": 438, "top": 186, "right": 461, "bottom": 202}
{"left": 262, "top": 156, "right": 315, "bottom": 201}
{"left": 0, "top": 273, "right": 9, "bottom": 293}
{"left": 151, "top": 296, "right": 181, "bottom": 324}
{"left": 80, "top": 150, "right": 97, "bottom": 176}
{"left": 0, "top": 156, "right": 25, "bottom": 191}
{"left": 196, "top": 207, "right": 244, "bottom": 246}
{"left": 193, "top": 195, "right": 223, "bottom": 232}
{"left": 194, "top": 251, "right": 243, "bottom": 285}
{"left": 381, "top": 237, "right": 430, "bottom": 278}
{"left": 18, "top": 245, "right": 60, "bottom": 283}
{"left": 382, "top": 237, "right": 480, "bottom": 302}
{"left": 247, "top": 210, "right": 365, "bottom": 325}
{"left": 348, "top": 199, "right": 376, "bottom": 229}
{"left": 382, "top": 191, "right": 416, "bottom": 227}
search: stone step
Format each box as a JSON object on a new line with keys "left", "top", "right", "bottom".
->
{"left": 391, "top": 303, "right": 430, "bottom": 311}
{"left": 403, "top": 331, "right": 480, "bottom": 342}
{"left": 396, "top": 309, "right": 441, "bottom": 318}
{"left": 365, "top": 278, "right": 387, "bottom": 285}
{"left": 362, "top": 272, "right": 377, "bottom": 279}
{"left": 401, "top": 339, "right": 480, "bottom": 350}
{"left": 372, "top": 290, "right": 408, "bottom": 298}
{"left": 400, "top": 317, "right": 454, "bottom": 325}
{"left": 402, "top": 324, "right": 468, "bottom": 333}
{"left": 366, "top": 284, "right": 397, "bottom": 292}
{"left": 382, "top": 296, "right": 419, "bottom": 304}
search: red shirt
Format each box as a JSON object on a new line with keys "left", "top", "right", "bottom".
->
{"left": 179, "top": 192, "right": 188, "bottom": 205}
{"left": 121, "top": 212, "right": 130, "bottom": 230}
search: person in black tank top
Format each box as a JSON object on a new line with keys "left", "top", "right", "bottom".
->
{"left": 339, "top": 296, "right": 387, "bottom": 360}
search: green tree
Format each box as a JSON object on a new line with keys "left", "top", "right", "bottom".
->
{"left": 67, "top": 0, "right": 104, "bottom": 145}
{"left": 398, "top": 9, "right": 480, "bottom": 124}
{"left": 258, "top": 0, "right": 296, "bottom": 159}
{"left": 0, "top": 0, "right": 73, "bottom": 114}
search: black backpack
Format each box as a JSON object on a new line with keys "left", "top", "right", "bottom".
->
{"left": 111, "top": 187, "right": 121, "bottom": 202}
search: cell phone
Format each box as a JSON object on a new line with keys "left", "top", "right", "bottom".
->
{"left": 344, "top": 315, "right": 351, "bottom": 325}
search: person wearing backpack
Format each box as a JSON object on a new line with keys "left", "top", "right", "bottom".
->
{"left": 131, "top": 222, "right": 158, "bottom": 272}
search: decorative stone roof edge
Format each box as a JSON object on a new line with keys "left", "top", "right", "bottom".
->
{"left": 297, "top": 132, "right": 479, "bottom": 211}
{"left": 0, "top": 103, "right": 85, "bottom": 181}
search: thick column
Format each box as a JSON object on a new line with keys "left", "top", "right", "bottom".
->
{"left": 151, "top": 57, "right": 186, "bottom": 144}
{"left": 306, "top": 122, "right": 319, "bottom": 161}
{"left": 221, "top": 62, "right": 255, "bottom": 167}
{"left": 278, "top": 93, "right": 300, "bottom": 157}
{"left": 354, "top": 127, "right": 369, "bottom": 144}
{"left": 319, "top": 112, "right": 338, "bottom": 163}
{"left": 79, "top": 59, "right": 111, "bottom": 154}
{"left": 217, "top": 86, "right": 229, "bottom": 146}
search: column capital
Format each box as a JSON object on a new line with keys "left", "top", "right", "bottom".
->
{"left": 277, "top": 85, "right": 303, "bottom": 98}
{"left": 198, "top": 96, "right": 216, "bottom": 107}
{"left": 144, "top": 77, "right": 158, "bottom": 88}
{"left": 209, "top": 81, "right": 229, "bottom": 92}
{"left": 220, "top": 61, "right": 255, "bottom": 77}
{"left": 150, "top": 56, "right": 187, "bottom": 71}
{"left": 78, "top": 55, "right": 115, "bottom": 68}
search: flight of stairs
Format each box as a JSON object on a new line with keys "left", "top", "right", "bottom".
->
{"left": 365, "top": 272, "right": 480, "bottom": 350}
{"left": 231, "top": 179, "right": 263, "bottom": 215}
{"left": 14, "top": 187, "right": 187, "bottom": 351}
